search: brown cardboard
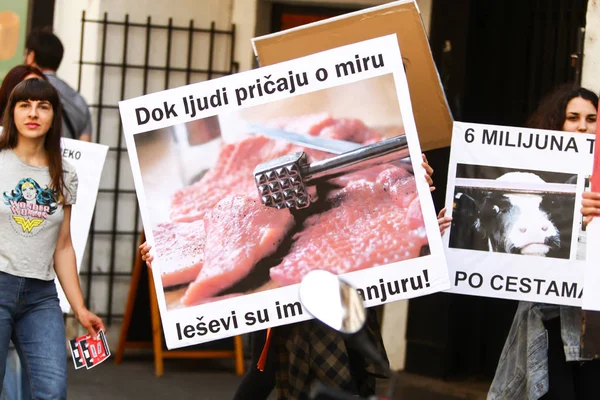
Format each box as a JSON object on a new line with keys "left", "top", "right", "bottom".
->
{"left": 252, "top": 0, "right": 452, "bottom": 151}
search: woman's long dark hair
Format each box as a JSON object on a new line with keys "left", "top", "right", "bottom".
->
{"left": 0, "top": 79, "right": 68, "bottom": 203}
{"left": 526, "top": 85, "right": 598, "bottom": 130}
{"left": 0, "top": 64, "right": 47, "bottom": 117}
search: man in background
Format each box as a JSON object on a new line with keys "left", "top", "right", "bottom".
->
{"left": 25, "top": 29, "right": 92, "bottom": 142}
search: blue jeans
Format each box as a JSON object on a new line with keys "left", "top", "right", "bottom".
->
{"left": 0, "top": 271, "right": 67, "bottom": 400}
{"left": 1, "top": 342, "right": 25, "bottom": 400}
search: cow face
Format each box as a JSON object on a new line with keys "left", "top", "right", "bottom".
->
{"left": 450, "top": 171, "right": 568, "bottom": 258}
{"left": 480, "top": 192, "right": 560, "bottom": 256}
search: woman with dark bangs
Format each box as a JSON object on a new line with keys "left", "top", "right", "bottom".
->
{"left": 0, "top": 64, "right": 48, "bottom": 400}
{"left": 0, "top": 78, "right": 104, "bottom": 399}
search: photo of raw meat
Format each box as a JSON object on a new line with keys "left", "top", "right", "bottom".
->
{"left": 135, "top": 74, "right": 430, "bottom": 310}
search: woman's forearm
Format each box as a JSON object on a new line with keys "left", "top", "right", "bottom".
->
{"left": 54, "top": 246, "right": 86, "bottom": 316}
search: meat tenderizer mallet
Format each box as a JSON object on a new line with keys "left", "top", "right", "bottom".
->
{"left": 253, "top": 135, "right": 410, "bottom": 210}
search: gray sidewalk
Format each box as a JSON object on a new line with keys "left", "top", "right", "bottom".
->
{"left": 67, "top": 353, "right": 489, "bottom": 400}
{"left": 68, "top": 355, "right": 245, "bottom": 400}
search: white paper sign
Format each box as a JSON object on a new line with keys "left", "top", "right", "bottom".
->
{"left": 118, "top": 35, "right": 451, "bottom": 349}
{"left": 57, "top": 139, "right": 108, "bottom": 313}
{"left": 443, "top": 121, "right": 595, "bottom": 306}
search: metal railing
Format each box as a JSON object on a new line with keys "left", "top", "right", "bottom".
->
{"left": 76, "top": 11, "right": 238, "bottom": 324}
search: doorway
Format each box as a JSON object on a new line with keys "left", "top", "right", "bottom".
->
{"left": 270, "top": 3, "right": 360, "bottom": 33}
{"left": 405, "top": 0, "right": 589, "bottom": 381}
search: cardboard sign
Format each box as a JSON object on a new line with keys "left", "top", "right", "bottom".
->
{"left": 252, "top": 0, "right": 452, "bottom": 152}
{"left": 443, "top": 121, "right": 594, "bottom": 305}
{"left": 118, "top": 35, "right": 450, "bottom": 349}
{"left": 56, "top": 139, "right": 109, "bottom": 313}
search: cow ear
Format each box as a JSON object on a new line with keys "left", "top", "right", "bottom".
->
{"left": 480, "top": 191, "right": 509, "bottom": 218}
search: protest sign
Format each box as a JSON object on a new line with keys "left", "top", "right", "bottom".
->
{"left": 57, "top": 139, "right": 109, "bottom": 313}
{"left": 443, "top": 121, "right": 594, "bottom": 306}
{"left": 118, "top": 34, "right": 450, "bottom": 349}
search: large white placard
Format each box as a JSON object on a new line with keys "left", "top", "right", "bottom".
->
{"left": 119, "top": 35, "right": 450, "bottom": 349}
{"left": 57, "top": 139, "right": 108, "bottom": 313}
{"left": 443, "top": 121, "right": 594, "bottom": 306}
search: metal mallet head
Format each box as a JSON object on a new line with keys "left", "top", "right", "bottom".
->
{"left": 253, "top": 152, "right": 311, "bottom": 210}
{"left": 254, "top": 135, "right": 410, "bottom": 210}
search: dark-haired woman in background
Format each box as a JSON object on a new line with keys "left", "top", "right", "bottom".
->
{"left": 488, "top": 85, "right": 599, "bottom": 400}
{"left": 0, "top": 65, "right": 47, "bottom": 117}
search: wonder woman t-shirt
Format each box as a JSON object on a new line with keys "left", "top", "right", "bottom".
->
{"left": 0, "top": 149, "right": 78, "bottom": 280}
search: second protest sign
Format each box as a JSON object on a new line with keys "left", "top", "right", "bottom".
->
{"left": 444, "top": 121, "right": 594, "bottom": 306}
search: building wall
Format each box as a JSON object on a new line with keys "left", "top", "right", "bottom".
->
{"left": 54, "top": 0, "right": 234, "bottom": 97}
{"left": 582, "top": 0, "right": 599, "bottom": 92}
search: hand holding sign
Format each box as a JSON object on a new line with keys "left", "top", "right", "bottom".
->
{"left": 582, "top": 191, "right": 600, "bottom": 226}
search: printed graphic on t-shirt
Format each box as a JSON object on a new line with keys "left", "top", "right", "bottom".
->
{"left": 3, "top": 178, "right": 58, "bottom": 237}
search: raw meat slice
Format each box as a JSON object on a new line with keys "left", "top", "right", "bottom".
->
{"left": 269, "top": 113, "right": 334, "bottom": 135}
{"left": 318, "top": 117, "right": 383, "bottom": 144}
{"left": 331, "top": 163, "right": 413, "bottom": 188}
{"left": 376, "top": 166, "right": 419, "bottom": 208}
{"left": 269, "top": 166, "right": 428, "bottom": 286}
{"left": 270, "top": 113, "right": 384, "bottom": 143}
{"left": 152, "top": 220, "right": 205, "bottom": 287}
{"left": 169, "top": 114, "right": 385, "bottom": 223}
{"left": 181, "top": 195, "right": 295, "bottom": 306}
{"left": 169, "top": 136, "right": 299, "bottom": 222}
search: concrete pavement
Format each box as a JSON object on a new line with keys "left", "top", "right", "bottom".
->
{"left": 67, "top": 353, "right": 489, "bottom": 400}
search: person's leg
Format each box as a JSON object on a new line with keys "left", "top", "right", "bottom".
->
{"left": 232, "top": 330, "right": 275, "bottom": 400}
{"left": 2, "top": 342, "right": 23, "bottom": 400}
{"left": 12, "top": 278, "right": 66, "bottom": 400}
{"left": 346, "top": 309, "right": 385, "bottom": 397}
{"left": 541, "top": 317, "right": 576, "bottom": 399}
{"left": 0, "top": 271, "right": 20, "bottom": 396}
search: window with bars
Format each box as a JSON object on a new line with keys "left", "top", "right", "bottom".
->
{"left": 76, "top": 11, "right": 238, "bottom": 324}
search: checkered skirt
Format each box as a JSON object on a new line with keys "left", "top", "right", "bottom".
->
{"left": 272, "top": 309, "right": 389, "bottom": 400}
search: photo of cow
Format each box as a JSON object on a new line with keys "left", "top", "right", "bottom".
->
{"left": 448, "top": 164, "right": 577, "bottom": 260}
